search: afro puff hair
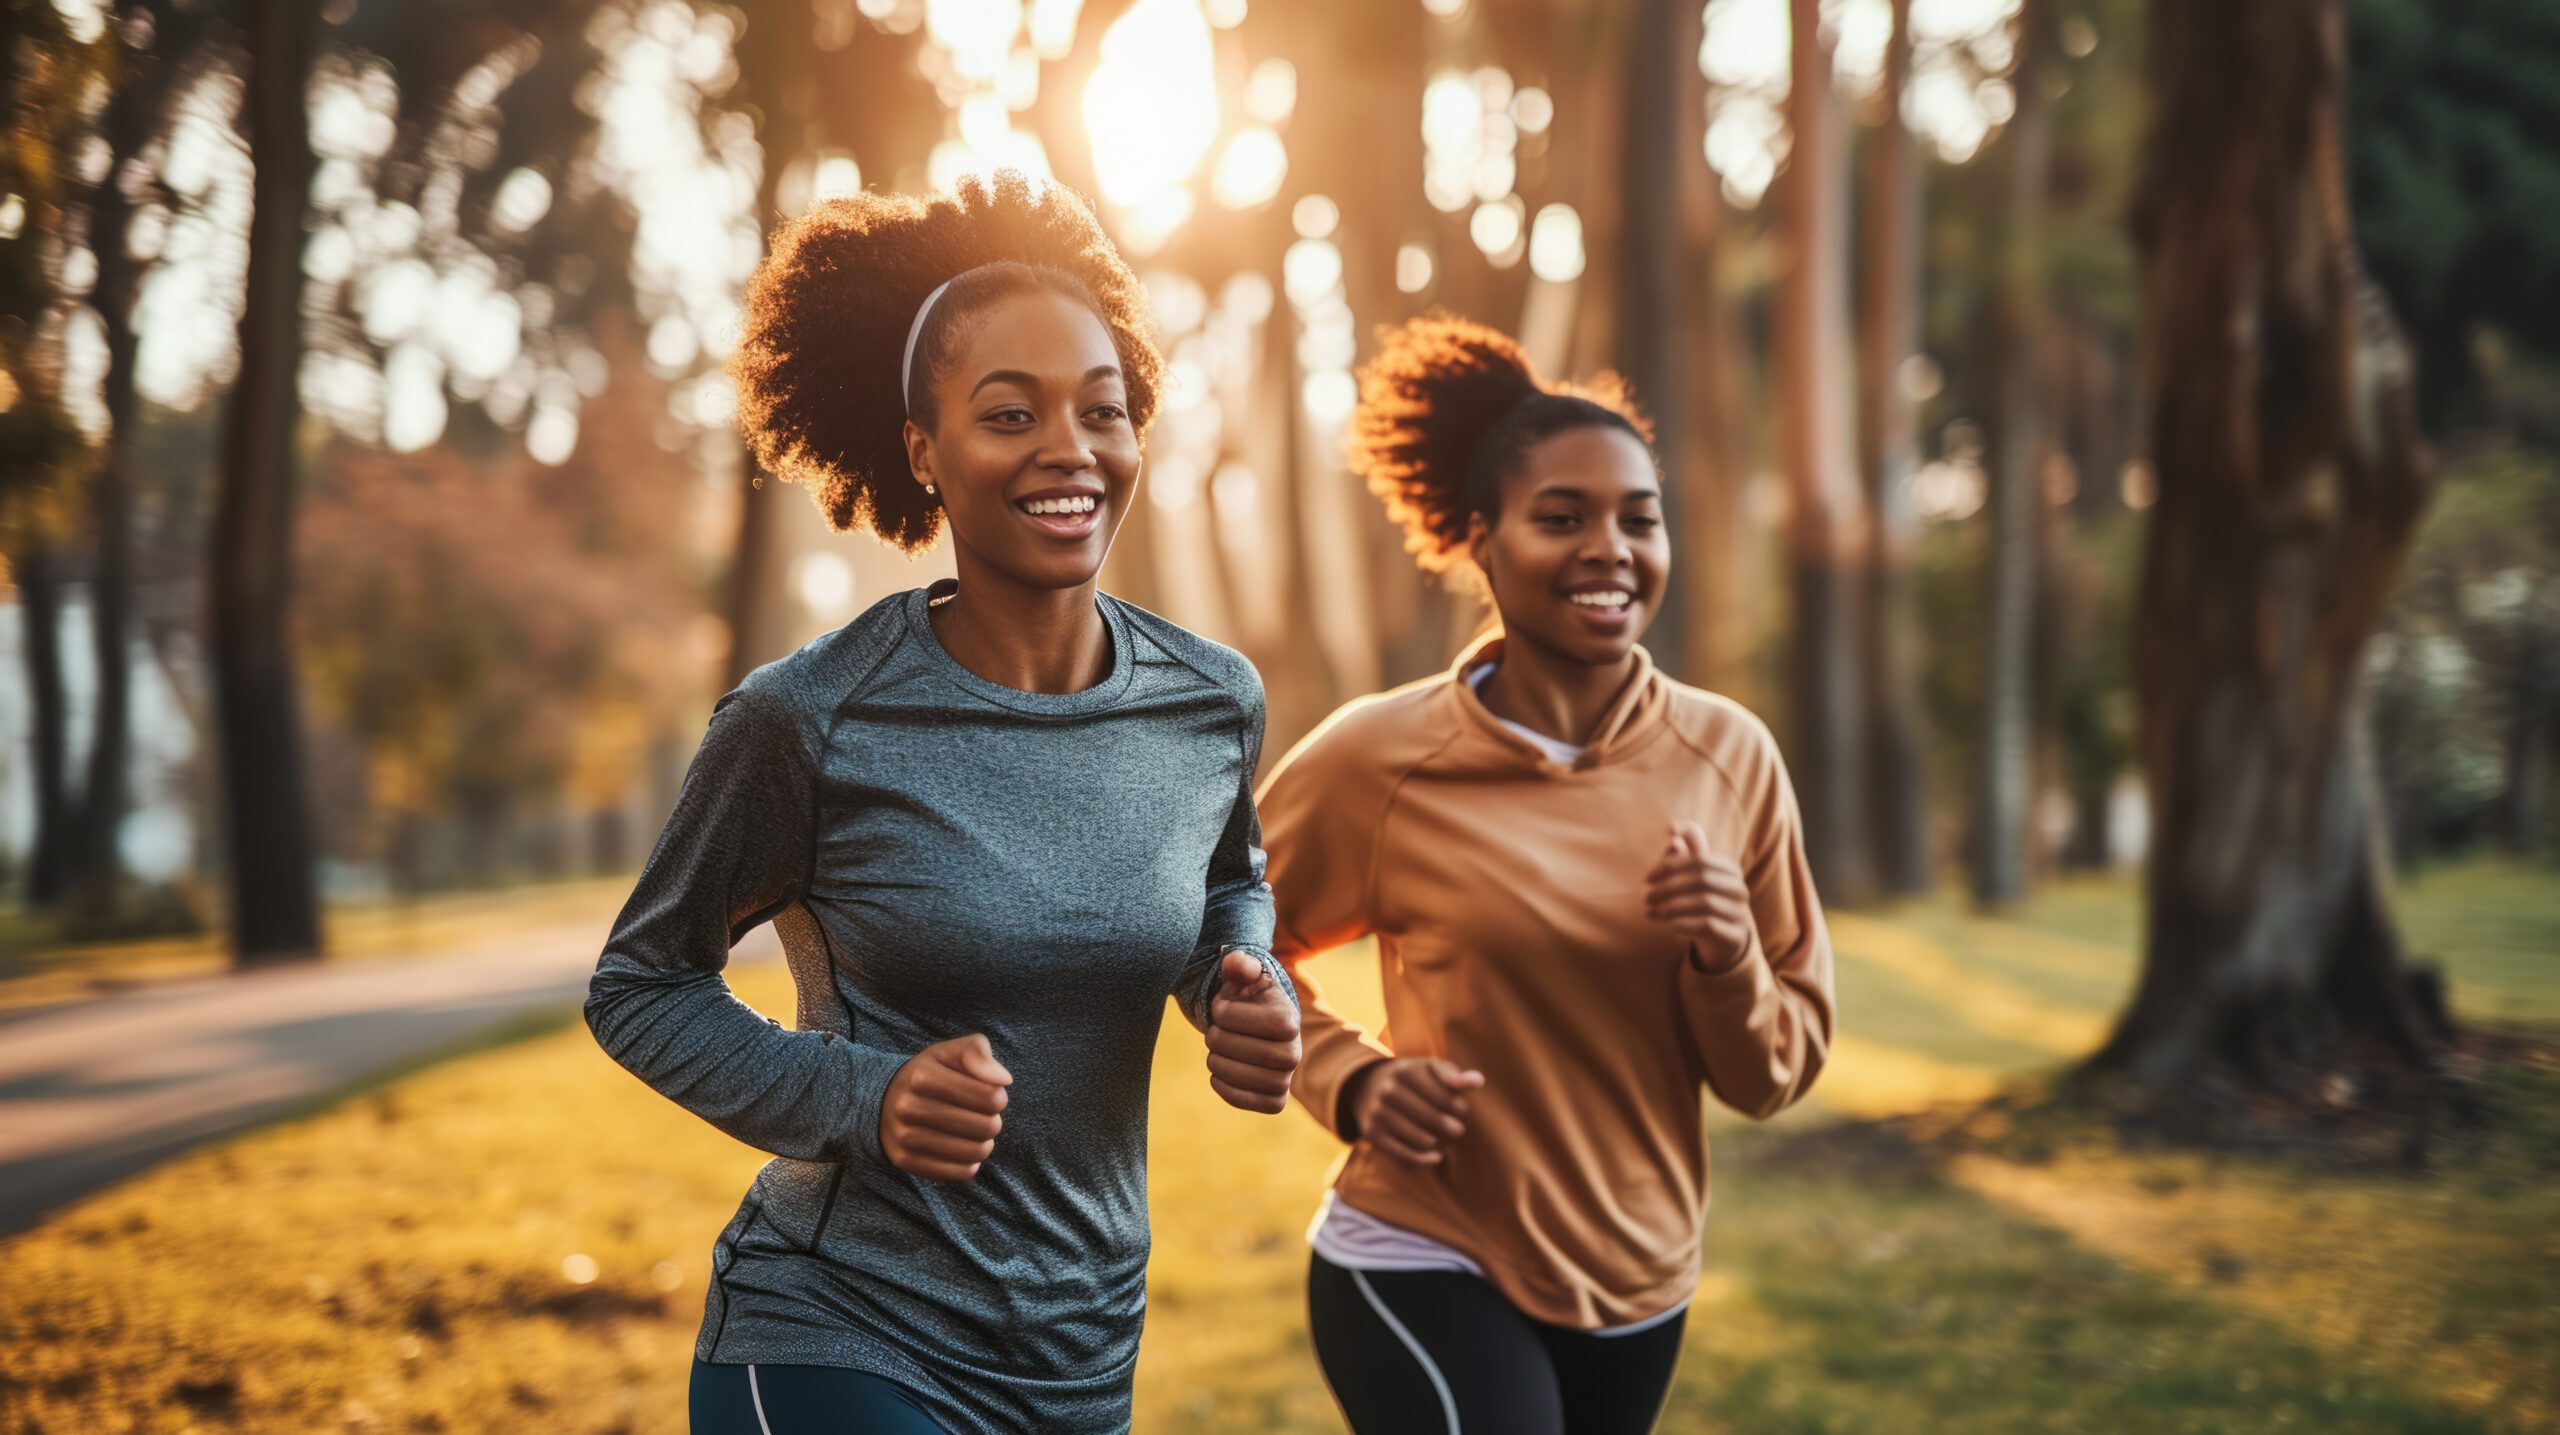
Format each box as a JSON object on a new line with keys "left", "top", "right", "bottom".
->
{"left": 729, "top": 170, "right": 1165, "bottom": 552}
{"left": 1347, "top": 314, "right": 1654, "bottom": 572}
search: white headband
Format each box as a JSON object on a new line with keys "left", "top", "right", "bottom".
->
{"left": 902, "top": 264, "right": 1005, "bottom": 413}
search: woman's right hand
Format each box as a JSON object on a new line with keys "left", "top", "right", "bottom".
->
{"left": 1345, "top": 1057, "right": 1486, "bottom": 1165}
{"left": 881, "top": 1034, "right": 1012, "bottom": 1181}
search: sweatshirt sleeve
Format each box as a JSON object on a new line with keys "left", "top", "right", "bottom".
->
{"left": 585, "top": 686, "right": 908, "bottom": 1164}
{"left": 1255, "top": 714, "right": 1399, "bottom": 1139}
{"left": 1172, "top": 679, "right": 1291, "bottom": 1030}
{"left": 1681, "top": 722, "right": 1837, "bottom": 1120}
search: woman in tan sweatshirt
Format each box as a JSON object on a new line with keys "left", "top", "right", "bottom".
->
{"left": 1256, "top": 317, "right": 1835, "bottom": 1435}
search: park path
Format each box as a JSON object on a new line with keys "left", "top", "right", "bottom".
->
{"left": 0, "top": 919, "right": 779, "bottom": 1236}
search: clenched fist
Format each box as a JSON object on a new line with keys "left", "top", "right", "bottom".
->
{"left": 1645, "top": 819, "right": 1754, "bottom": 971}
{"left": 882, "top": 1033, "right": 1011, "bottom": 1181}
{"left": 1206, "top": 949, "right": 1300, "bottom": 1114}
{"left": 1345, "top": 1057, "right": 1486, "bottom": 1165}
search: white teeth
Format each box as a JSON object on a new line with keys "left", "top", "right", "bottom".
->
{"left": 1570, "top": 591, "right": 1631, "bottom": 608}
{"left": 1024, "top": 495, "right": 1099, "bottom": 516}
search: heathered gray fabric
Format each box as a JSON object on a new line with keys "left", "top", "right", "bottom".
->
{"left": 586, "top": 581, "right": 1289, "bottom": 1435}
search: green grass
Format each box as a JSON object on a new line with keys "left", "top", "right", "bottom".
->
{"left": 1810, "top": 856, "right": 2560, "bottom": 1114}
{"left": 2395, "top": 859, "right": 2560, "bottom": 1022}
{"left": 1, "top": 861, "right": 2554, "bottom": 1432}
{"left": 1666, "top": 1135, "right": 2521, "bottom": 1435}
{"left": 1942, "top": 858, "right": 2560, "bottom": 1027}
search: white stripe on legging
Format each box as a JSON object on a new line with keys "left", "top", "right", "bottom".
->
{"left": 1588, "top": 1296, "right": 1691, "bottom": 1338}
{"left": 747, "top": 1363, "right": 776, "bottom": 1435}
{"left": 1351, "top": 1269, "right": 1461, "bottom": 1435}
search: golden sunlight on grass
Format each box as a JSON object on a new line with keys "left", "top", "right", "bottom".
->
{"left": 0, "top": 956, "right": 1379, "bottom": 1435}
{"left": 3, "top": 871, "right": 2553, "bottom": 1433}
{"left": 1945, "top": 1111, "right": 2560, "bottom": 1430}
{"left": 0, "top": 969, "right": 770, "bottom": 1432}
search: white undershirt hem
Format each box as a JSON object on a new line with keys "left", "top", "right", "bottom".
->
{"left": 1307, "top": 1192, "right": 1692, "bottom": 1337}
{"left": 1467, "top": 665, "right": 1588, "bottom": 766}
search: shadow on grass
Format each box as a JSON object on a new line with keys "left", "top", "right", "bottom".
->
{"left": 1669, "top": 1032, "right": 2560, "bottom": 1435}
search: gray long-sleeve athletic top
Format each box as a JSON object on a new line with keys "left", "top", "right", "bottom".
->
{"left": 586, "top": 581, "right": 1289, "bottom": 1435}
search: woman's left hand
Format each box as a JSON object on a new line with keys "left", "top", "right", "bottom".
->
{"left": 1206, "top": 949, "right": 1300, "bottom": 1114}
{"left": 1645, "top": 820, "right": 1756, "bottom": 971}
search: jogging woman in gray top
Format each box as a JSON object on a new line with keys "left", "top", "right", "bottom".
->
{"left": 585, "top": 171, "right": 1303, "bottom": 1435}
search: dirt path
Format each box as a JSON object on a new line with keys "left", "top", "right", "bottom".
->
{"left": 0, "top": 922, "right": 779, "bottom": 1235}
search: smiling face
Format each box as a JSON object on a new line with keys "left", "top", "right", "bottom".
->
{"left": 903, "top": 287, "right": 1141, "bottom": 593}
{"left": 1467, "top": 424, "right": 1670, "bottom": 667}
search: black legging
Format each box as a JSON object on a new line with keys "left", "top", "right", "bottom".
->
{"left": 1307, "top": 1252, "right": 1687, "bottom": 1435}
{"left": 688, "top": 1359, "right": 948, "bottom": 1433}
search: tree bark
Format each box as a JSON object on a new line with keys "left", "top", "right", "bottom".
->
{"left": 1618, "top": 0, "right": 1688, "bottom": 681}
{"left": 15, "top": 536, "right": 73, "bottom": 907}
{"left": 2062, "top": 764, "right": 2115, "bottom": 870}
{"left": 208, "top": 0, "right": 321, "bottom": 966}
{"left": 1778, "top": 0, "right": 1873, "bottom": 902}
{"left": 589, "top": 805, "right": 627, "bottom": 876}
{"left": 1972, "top": 0, "right": 2054, "bottom": 908}
{"left": 1678, "top": 30, "right": 1759, "bottom": 698}
{"left": 1856, "top": 0, "right": 1932, "bottom": 894}
{"left": 1266, "top": 302, "right": 1342, "bottom": 748}
{"left": 76, "top": 368, "right": 134, "bottom": 921}
{"left": 2093, "top": 0, "right": 2442, "bottom": 1088}
{"left": 719, "top": 470, "right": 785, "bottom": 689}
{"left": 720, "top": 2, "right": 813, "bottom": 690}
{"left": 2496, "top": 644, "right": 2546, "bottom": 852}
{"left": 1269, "top": 0, "right": 1426, "bottom": 691}
{"left": 1681, "top": 211, "right": 1759, "bottom": 696}
{"left": 72, "top": 7, "right": 169, "bottom": 921}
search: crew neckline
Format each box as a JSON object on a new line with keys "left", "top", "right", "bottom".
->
{"left": 902, "top": 579, "right": 1137, "bottom": 716}
{"left": 1448, "top": 633, "right": 1670, "bottom": 772}
{"left": 1466, "top": 665, "right": 1587, "bottom": 766}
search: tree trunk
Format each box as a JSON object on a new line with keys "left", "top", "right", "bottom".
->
{"left": 1679, "top": 66, "right": 1759, "bottom": 698}
{"left": 1681, "top": 213, "right": 1760, "bottom": 697}
{"left": 1249, "top": 280, "right": 1338, "bottom": 750}
{"left": 2062, "top": 763, "right": 2115, "bottom": 870}
{"left": 721, "top": 5, "right": 813, "bottom": 691}
{"left": 15, "top": 536, "right": 74, "bottom": 907}
{"left": 1280, "top": 0, "right": 1425, "bottom": 692}
{"left": 1777, "top": 0, "right": 1873, "bottom": 902}
{"left": 2496, "top": 645, "right": 2546, "bottom": 852}
{"left": 2093, "top": 0, "right": 2442, "bottom": 1088}
{"left": 720, "top": 473, "right": 785, "bottom": 688}
{"left": 208, "top": 0, "right": 321, "bottom": 966}
{"left": 1618, "top": 0, "right": 1688, "bottom": 681}
{"left": 1856, "top": 0, "right": 1932, "bottom": 894}
{"left": 1972, "top": 0, "right": 2054, "bottom": 908}
{"left": 76, "top": 387, "right": 134, "bottom": 921}
{"left": 388, "top": 808, "right": 425, "bottom": 897}
{"left": 73, "top": 27, "right": 162, "bottom": 921}
{"left": 589, "top": 805, "right": 627, "bottom": 876}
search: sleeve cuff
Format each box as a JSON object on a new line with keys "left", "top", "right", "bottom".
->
{"left": 1242, "top": 947, "right": 1298, "bottom": 1009}
{"left": 1293, "top": 1037, "right": 1393, "bottom": 1141}
{"left": 1685, "top": 930, "right": 1771, "bottom": 1003}
{"left": 1183, "top": 943, "right": 1298, "bottom": 1030}
{"left": 840, "top": 1039, "right": 910, "bottom": 1165}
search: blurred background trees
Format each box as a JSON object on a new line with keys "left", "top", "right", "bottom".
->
{"left": 2094, "top": 0, "right": 2440, "bottom": 1087}
{"left": 0, "top": 0, "right": 2550, "bottom": 1077}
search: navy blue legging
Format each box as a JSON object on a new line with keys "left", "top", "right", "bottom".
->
{"left": 688, "top": 1359, "right": 948, "bottom": 1433}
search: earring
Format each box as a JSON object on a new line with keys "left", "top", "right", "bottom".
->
{"left": 924, "top": 483, "right": 937, "bottom": 496}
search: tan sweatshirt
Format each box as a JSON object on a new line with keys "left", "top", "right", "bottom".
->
{"left": 1256, "top": 635, "right": 1835, "bottom": 1329}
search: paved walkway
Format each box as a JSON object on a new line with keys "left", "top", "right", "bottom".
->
{"left": 0, "top": 922, "right": 778, "bottom": 1236}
